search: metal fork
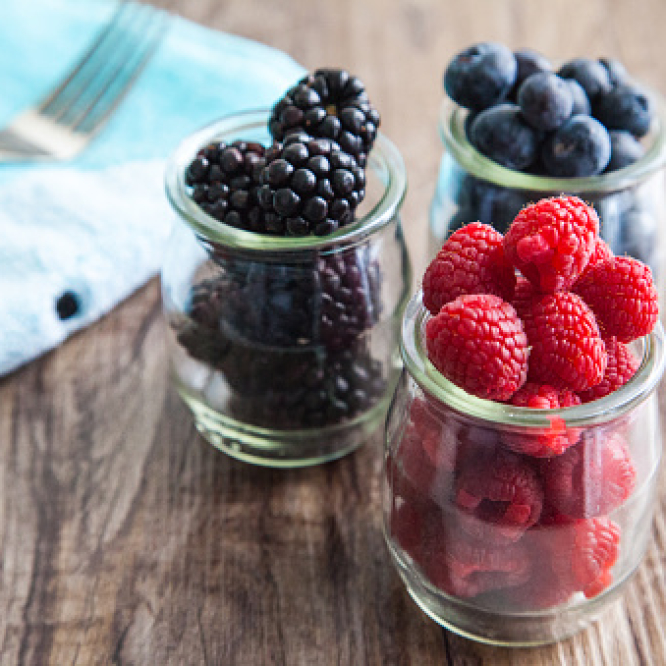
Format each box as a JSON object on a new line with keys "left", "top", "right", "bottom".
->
{"left": 0, "top": 1, "right": 168, "bottom": 162}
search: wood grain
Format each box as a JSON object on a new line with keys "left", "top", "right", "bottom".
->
{"left": 3, "top": 0, "right": 666, "bottom": 664}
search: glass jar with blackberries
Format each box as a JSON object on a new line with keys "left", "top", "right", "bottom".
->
{"left": 162, "top": 77, "right": 410, "bottom": 467}
{"left": 430, "top": 43, "right": 666, "bottom": 290}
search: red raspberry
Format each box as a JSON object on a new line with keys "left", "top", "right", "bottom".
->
{"left": 521, "top": 292, "right": 607, "bottom": 392}
{"left": 577, "top": 337, "right": 640, "bottom": 403}
{"left": 455, "top": 447, "right": 543, "bottom": 543}
{"left": 581, "top": 237, "right": 613, "bottom": 278}
{"left": 510, "top": 275, "right": 539, "bottom": 320}
{"left": 422, "top": 222, "right": 516, "bottom": 315}
{"left": 502, "top": 383, "right": 581, "bottom": 457}
{"left": 540, "top": 431, "right": 636, "bottom": 519}
{"left": 409, "top": 397, "right": 461, "bottom": 475}
{"left": 425, "top": 526, "right": 531, "bottom": 599}
{"left": 504, "top": 196, "right": 599, "bottom": 293}
{"left": 389, "top": 496, "right": 428, "bottom": 562}
{"left": 425, "top": 294, "right": 529, "bottom": 401}
{"left": 573, "top": 256, "right": 659, "bottom": 343}
{"left": 550, "top": 517, "right": 621, "bottom": 598}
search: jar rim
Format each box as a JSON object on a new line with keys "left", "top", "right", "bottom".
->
{"left": 165, "top": 109, "right": 407, "bottom": 253}
{"left": 401, "top": 291, "right": 666, "bottom": 428}
{"left": 438, "top": 92, "right": 666, "bottom": 194}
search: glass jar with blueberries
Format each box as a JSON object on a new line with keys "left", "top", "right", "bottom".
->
{"left": 162, "top": 102, "right": 410, "bottom": 467}
{"left": 384, "top": 290, "right": 666, "bottom": 646}
{"left": 430, "top": 44, "right": 666, "bottom": 289}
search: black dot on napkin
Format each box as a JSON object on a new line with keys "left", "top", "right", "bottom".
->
{"left": 56, "top": 291, "right": 80, "bottom": 320}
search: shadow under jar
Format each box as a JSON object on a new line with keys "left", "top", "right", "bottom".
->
{"left": 430, "top": 97, "right": 666, "bottom": 293}
{"left": 162, "top": 110, "right": 411, "bottom": 468}
{"left": 383, "top": 292, "right": 666, "bottom": 646}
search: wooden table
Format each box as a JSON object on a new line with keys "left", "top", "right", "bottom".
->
{"left": 3, "top": 0, "right": 666, "bottom": 663}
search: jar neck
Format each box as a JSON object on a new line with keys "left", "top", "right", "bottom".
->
{"left": 438, "top": 95, "right": 666, "bottom": 194}
{"left": 165, "top": 109, "right": 407, "bottom": 255}
{"left": 401, "top": 291, "right": 666, "bottom": 429}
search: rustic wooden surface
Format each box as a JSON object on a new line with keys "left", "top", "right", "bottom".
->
{"left": 3, "top": 0, "right": 666, "bottom": 664}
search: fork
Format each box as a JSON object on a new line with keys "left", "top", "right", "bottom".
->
{"left": 0, "top": 1, "right": 168, "bottom": 162}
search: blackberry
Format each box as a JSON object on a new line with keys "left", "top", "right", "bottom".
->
{"left": 226, "top": 343, "right": 386, "bottom": 429}
{"left": 268, "top": 68, "right": 380, "bottom": 166}
{"left": 198, "top": 244, "right": 381, "bottom": 349}
{"left": 186, "top": 140, "right": 273, "bottom": 233}
{"left": 258, "top": 132, "right": 366, "bottom": 237}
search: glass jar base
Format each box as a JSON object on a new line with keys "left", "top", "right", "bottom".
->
{"left": 389, "top": 541, "right": 629, "bottom": 647}
{"left": 178, "top": 384, "right": 390, "bottom": 468}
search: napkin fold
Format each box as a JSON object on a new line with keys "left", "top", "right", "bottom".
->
{"left": 0, "top": 0, "right": 305, "bottom": 376}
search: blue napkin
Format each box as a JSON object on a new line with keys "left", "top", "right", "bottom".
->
{"left": 0, "top": 0, "right": 305, "bottom": 376}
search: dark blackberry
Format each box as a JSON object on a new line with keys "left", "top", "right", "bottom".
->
{"left": 258, "top": 133, "right": 366, "bottom": 237}
{"left": 268, "top": 68, "right": 380, "bottom": 167}
{"left": 186, "top": 140, "right": 272, "bottom": 233}
{"left": 226, "top": 343, "right": 387, "bottom": 429}
{"left": 176, "top": 278, "right": 232, "bottom": 367}
{"left": 198, "top": 244, "right": 381, "bottom": 350}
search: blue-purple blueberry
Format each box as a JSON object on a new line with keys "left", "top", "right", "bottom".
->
{"left": 606, "top": 130, "right": 646, "bottom": 171}
{"left": 557, "top": 58, "right": 612, "bottom": 100}
{"left": 469, "top": 104, "right": 538, "bottom": 170}
{"left": 565, "top": 79, "right": 591, "bottom": 116}
{"left": 599, "top": 57, "right": 628, "bottom": 88}
{"left": 444, "top": 42, "right": 517, "bottom": 111}
{"left": 518, "top": 72, "right": 573, "bottom": 131}
{"left": 541, "top": 114, "right": 611, "bottom": 176}
{"left": 593, "top": 83, "right": 652, "bottom": 137}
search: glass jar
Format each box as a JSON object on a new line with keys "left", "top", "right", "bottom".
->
{"left": 162, "top": 110, "right": 411, "bottom": 468}
{"left": 429, "top": 98, "right": 666, "bottom": 291}
{"left": 383, "top": 291, "right": 666, "bottom": 646}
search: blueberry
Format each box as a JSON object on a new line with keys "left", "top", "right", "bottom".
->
{"left": 470, "top": 179, "right": 528, "bottom": 233}
{"left": 444, "top": 42, "right": 517, "bottom": 111}
{"left": 557, "top": 58, "right": 612, "bottom": 100}
{"left": 565, "top": 79, "right": 591, "bottom": 116}
{"left": 541, "top": 115, "right": 611, "bottom": 177}
{"left": 469, "top": 104, "right": 538, "bottom": 170}
{"left": 619, "top": 208, "right": 658, "bottom": 270}
{"left": 599, "top": 57, "right": 628, "bottom": 88}
{"left": 514, "top": 48, "right": 553, "bottom": 88}
{"left": 518, "top": 72, "right": 573, "bottom": 131}
{"left": 593, "top": 83, "right": 652, "bottom": 137}
{"left": 605, "top": 130, "right": 646, "bottom": 171}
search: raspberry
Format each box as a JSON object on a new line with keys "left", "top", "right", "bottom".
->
{"left": 573, "top": 256, "right": 659, "bottom": 343}
{"left": 550, "top": 517, "right": 621, "bottom": 598}
{"left": 582, "top": 236, "right": 613, "bottom": 277}
{"left": 510, "top": 275, "right": 539, "bottom": 320}
{"left": 504, "top": 196, "right": 599, "bottom": 293}
{"left": 540, "top": 431, "right": 636, "bottom": 518}
{"left": 455, "top": 447, "right": 543, "bottom": 543}
{"left": 425, "top": 294, "right": 529, "bottom": 401}
{"left": 577, "top": 337, "right": 640, "bottom": 403}
{"left": 409, "top": 397, "right": 462, "bottom": 476}
{"left": 422, "top": 222, "right": 516, "bottom": 315}
{"left": 521, "top": 291, "right": 606, "bottom": 392}
{"left": 502, "top": 383, "right": 581, "bottom": 457}
{"left": 425, "top": 527, "right": 531, "bottom": 598}
{"left": 389, "top": 497, "right": 428, "bottom": 561}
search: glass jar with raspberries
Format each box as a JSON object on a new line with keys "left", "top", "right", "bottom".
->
{"left": 384, "top": 196, "right": 665, "bottom": 645}
{"left": 162, "top": 70, "right": 411, "bottom": 467}
{"left": 430, "top": 43, "right": 666, "bottom": 293}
